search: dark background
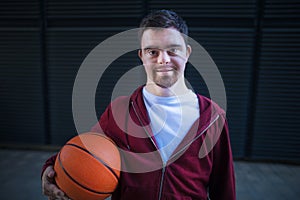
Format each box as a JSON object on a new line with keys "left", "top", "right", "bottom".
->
{"left": 0, "top": 0, "right": 299, "bottom": 164}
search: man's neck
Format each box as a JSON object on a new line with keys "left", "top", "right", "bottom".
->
{"left": 145, "top": 79, "right": 190, "bottom": 97}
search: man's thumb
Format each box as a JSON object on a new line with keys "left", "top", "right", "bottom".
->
{"left": 46, "top": 166, "right": 55, "bottom": 178}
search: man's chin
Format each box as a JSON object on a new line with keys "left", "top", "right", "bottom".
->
{"left": 156, "top": 83, "right": 170, "bottom": 88}
{"left": 155, "top": 80, "right": 176, "bottom": 89}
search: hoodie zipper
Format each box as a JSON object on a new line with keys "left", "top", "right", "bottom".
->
{"left": 131, "top": 101, "right": 165, "bottom": 200}
{"left": 158, "top": 162, "right": 166, "bottom": 200}
{"left": 131, "top": 101, "right": 159, "bottom": 150}
{"left": 131, "top": 101, "right": 220, "bottom": 200}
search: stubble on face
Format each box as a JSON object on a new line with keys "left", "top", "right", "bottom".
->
{"left": 151, "top": 66, "right": 179, "bottom": 88}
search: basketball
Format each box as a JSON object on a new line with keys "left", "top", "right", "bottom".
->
{"left": 54, "top": 132, "right": 121, "bottom": 200}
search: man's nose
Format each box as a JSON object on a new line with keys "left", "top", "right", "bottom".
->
{"left": 157, "top": 51, "right": 170, "bottom": 65}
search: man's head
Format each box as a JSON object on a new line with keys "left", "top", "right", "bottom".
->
{"left": 139, "top": 9, "right": 188, "bottom": 45}
{"left": 138, "top": 10, "right": 192, "bottom": 93}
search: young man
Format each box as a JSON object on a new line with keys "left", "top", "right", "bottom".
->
{"left": 42, "top": 10, "right": 236, "bottom": 200}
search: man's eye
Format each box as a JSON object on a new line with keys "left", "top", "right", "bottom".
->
{"left": 168, "top": 48, "right": 178, "bottom": 54}
{"left": 147, "top": 50, "right": 158, "bottom": 56}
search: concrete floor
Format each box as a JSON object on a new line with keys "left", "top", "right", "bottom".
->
{"left": 0, "top": 149, "right": 299, "bottom": 200}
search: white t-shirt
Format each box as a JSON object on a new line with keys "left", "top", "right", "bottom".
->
{"left": 142, "top": 87, "right": 200, "bottom": 162}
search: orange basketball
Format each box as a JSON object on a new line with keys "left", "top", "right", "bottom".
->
{"left": 54, "top": 132, "right": 121, "bottom": 200}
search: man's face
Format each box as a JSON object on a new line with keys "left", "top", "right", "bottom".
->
{"left": 139, "top": 28, "right": 191, "bottom": 88}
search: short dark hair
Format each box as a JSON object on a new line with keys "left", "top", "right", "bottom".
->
{"left": 139, "top": 10, "right": 189, "bottom": 44}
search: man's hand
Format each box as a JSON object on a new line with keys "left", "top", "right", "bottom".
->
{"left": 42, "top": 165, "right": 70, "bottom": 200}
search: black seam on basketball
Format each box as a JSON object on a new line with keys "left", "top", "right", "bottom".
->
{"left": 58, "top": 148, "right": 115, "bottom": 195}
{"left": 66, "top": 143, "right": 120, "bottom": 182}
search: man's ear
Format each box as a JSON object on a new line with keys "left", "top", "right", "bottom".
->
{"left": 138, "top": 49, "right": 143, "bottom": 60}
{"left": 186, "top": 45, "right": 192, "bottom": 58}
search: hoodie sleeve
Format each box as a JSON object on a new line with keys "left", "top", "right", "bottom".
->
{"left": 208, "top": 118, "right": 236, "bottom": 200}
{"left": 41, "top": 153, "right": 57, "bottom": 178}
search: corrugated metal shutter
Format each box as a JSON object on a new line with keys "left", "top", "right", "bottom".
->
{"left": 0, "top": 0, "right": 45, "bottom": 144}
{"left": 47, "top": 29, "right": 142, "bottom": 144}
{"left": 47, "top": 0, "right": 144, "bottom": 18}
{"left": 148, "top": 0, "right": 255, "bottom": 18}
{"left": 46, "top": 0, "right": 144, "bottom": 145}
{"left": 251, "top": 0, "right": 300, "bottom": 162}
{"left": 1, "top": 0, "right": 299, "bottom": 163}
{"left": 46, "top": 0, "right": 144, "bottom": 27}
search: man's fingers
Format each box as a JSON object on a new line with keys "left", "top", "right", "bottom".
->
{"left": 43, "top": 183, "right": 56, "bottom": 196}
{"left": 42, "top": 166, "right": 70, "bottom": 200}
{"left": 47, "top": 169, "right": 55, "bottom": 179}
{"left": 47, "top": 183, "right": 70, "bottom": 200}
{"left": 53, "top": 186, "right": 65, "bottom": 197}
{"left": 44, "top": 166, "right": 55, "bottom": 180}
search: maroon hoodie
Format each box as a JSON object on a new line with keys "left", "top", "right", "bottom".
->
{"left": 42, "top": 86, "right": 236, "bottom": 200}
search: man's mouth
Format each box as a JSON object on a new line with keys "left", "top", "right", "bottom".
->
{"left": 155, "top": 67, "right": 174, "bottom": 73}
